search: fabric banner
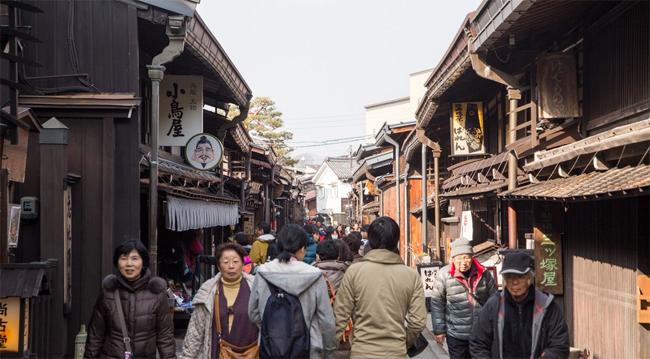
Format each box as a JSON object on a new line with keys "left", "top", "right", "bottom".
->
{"left": 166, "top": 196, "right": 239, "bottom": 231}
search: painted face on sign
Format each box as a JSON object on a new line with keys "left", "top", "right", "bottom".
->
{"left": 192, "top": 136, "right": 215, "bottom": 168}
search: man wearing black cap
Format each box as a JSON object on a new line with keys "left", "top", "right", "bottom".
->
{"left": 430, "top": 238, "right": 496, "bottom": 359}
{"left": 470, "top": 251, "right": 570, "bottom": 359}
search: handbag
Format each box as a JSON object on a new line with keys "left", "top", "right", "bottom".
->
{"left": 407, "top": 332, "right": 429, "bottom": 358}
{"left": 113, "top": 290, "right": 134, "bottom": 359}
{"left": 214, "top": 286, "right": 259, "bottom": 359}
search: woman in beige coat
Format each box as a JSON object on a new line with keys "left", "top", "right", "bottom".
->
{"left": 180, "top": 242, "right": 258, "bottom": 359}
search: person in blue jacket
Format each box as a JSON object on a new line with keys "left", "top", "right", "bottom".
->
{"left": 303, "top": 223, "right": 319, "bottom": 265}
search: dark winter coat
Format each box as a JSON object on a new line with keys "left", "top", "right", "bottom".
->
{"left": 304, "top": 235, "right": 317, "bottom": 265}
{"left": 84, "top": 270, "right": 176, "bottom": 358}
{"left": 430, "top": 258, "right": 496, "bottom": 340}
{"left": 470, "top": 287, "right": 570, "bottom": 359}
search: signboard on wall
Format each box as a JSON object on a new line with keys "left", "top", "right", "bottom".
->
{"left": 638, "top": 275, "right": 650, "bottom": 323}
{"left": 159, "top": 75, "right": 203, "bottom": 146}
{"left": 537, "top": 53, "right": 579, "bottom": 119}
{"left": 460, "top": 210, "right": 473, "bottom": 242}
{"left": 450, "top": 102, "right": 486, "bottom": 155}
{"left": 183, "top": 133, "right": 223, "bottom": 171}
{"left": 533, "top": 203, "right": 563, "bottom": 294}
{"left": 0, "top": 297, "right": 20, "bottom": 352}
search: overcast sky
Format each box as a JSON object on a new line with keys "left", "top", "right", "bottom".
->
{"left": 198, "top": 0, "right": 480, "bottom": 164}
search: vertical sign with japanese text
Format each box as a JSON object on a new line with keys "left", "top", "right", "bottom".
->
{"left": 533, "top": 203, "right": 563, "bottom": 294}
{"left": 0, "top": 297, "right": 20, "bottom": 352}
{"left": 418, "top": 264, "right": 442, "bottom": 298}
{"left": 537, "top": 53, "right": 579, "bottom": 119}
{"left": 159, "top": 75, "right": 203, "bottom": 146}
{"left": 450, "top": 102, "right": 486, "bottom": 155}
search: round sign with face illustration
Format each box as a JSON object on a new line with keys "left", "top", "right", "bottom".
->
{"left": 184, "top": 133, "right": 223, "bottom": 170}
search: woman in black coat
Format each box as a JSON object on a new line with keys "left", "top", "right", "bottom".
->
{"left": 85, "top": 240, "right": 176, "bottom": 358}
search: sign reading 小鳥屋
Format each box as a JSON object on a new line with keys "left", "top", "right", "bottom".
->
{"left": 159, "top": 75, "right": 203, "bottom": 146}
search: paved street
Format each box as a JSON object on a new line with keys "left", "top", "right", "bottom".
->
{"left": 174, "top": 317, "right": 450, "bottom": 359}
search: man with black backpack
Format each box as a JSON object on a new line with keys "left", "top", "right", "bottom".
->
{"left": 249, "top": 224, "right": 337, "bottom": 359}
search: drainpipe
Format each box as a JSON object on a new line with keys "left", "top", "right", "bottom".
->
{"left": 382, "top": 133, "right": 401, "bottom": 229}
{"left": 403, "top": 163, "right": 410, "bottom": 264}
{"left": 417, "top": 129, "right": 442, "bottom": 260}
{"left": 467, "top": 30, "right": 521, "bottom": 249}
{"left": 421, "top": 144, "right": 427, "bottom": 254}
{"left": 148, "top": 15, "right": 188, "bottom": 275}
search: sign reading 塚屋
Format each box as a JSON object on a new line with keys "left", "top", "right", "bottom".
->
{"left": 159, "top": 75, "right": 203, "bottom": 146}
{"left": 0, "top": 297, "right": 20, "bottom": 352}
{"left": 184, "top": 133, "right": 223, "bottom": 171}
{"left": 450, "top": 102, "right": 485, "bottom": 155}
{"left": 533, "top": 203, "right": 563, "bottom": 295}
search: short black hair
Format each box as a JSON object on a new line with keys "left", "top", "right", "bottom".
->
{"left": 344, "top": 233, "right": 362, "bottom": 253}
{"left": 334, "top": 239, "right": 354, "bottom": 262}
{"left": 368, "top": 216, "right": 399, "bottom": 251}
{"left": 361, "top": 224, "right": 370, "bottom": 233}
{"left": 234, "top": 232, "right": 250, "bottom": 246}
{"left": 303, "top": 224, "right": 318, "bottom": 235}
{"left": 113, "top": 240, "right": 150, "bottom": 269}
{"left": 215, "top": 242, "right": 247, "bottom": 263}
{"left": 276, "top": 224, "right": 308, "bottom": 262}
{"left": 317, "top": 239, "right": 339, "bottom": 261}
{"left": 258, "top": 222, "right": 271, "bottom": 234}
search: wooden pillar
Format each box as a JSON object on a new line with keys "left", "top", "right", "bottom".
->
{"left": 39, "top": 117, "right": 69, "bottom": 356}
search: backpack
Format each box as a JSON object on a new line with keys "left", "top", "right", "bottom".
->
{"left": 260, "top": 282, "right": 310, "bottom": 358}
{"left": 265, "top": 240, "right": 278, "bottom": 263}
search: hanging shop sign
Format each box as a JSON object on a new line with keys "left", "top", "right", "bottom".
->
{"left": 7, "top": 204, "right": 21, "bottom": 248}
{"left": 159, "top": 75, "right": 203, "bottom": 146}
{"left": 184, "top": 133, "right": 223, "bottom": 171}
{"left": 0, "top": 296, "right": 20, "bottom": 352}
{"left": 537, "top": 53, "right": 579, "bottom": 119}
{"left": 638, "top": 275, "right": 650, "bottom": 324}
{"left": 533, "top": 203, "right": 563, "bottom": 295}
{"left": 450, "top": 102, "right": 486, "bottom": 155}
{"left": 460, "top": 210, "right": 473, "bottom": 242}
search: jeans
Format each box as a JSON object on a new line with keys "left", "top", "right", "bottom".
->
{"left": 446, "top": 335, "right": 471, "bottom": 359}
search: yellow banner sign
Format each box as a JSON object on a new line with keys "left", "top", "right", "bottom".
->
{"left": 450, "top": 102, "right": 486, "bottom": 155}
{"left": 0, "top": 297, "right": 20, "bottom": 352}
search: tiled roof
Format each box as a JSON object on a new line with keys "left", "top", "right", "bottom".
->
{"left": 326, "top": 157, "right": 359, "bottom": 180}
{"left": 501, "top": 163, "right": 650, "bottom": 201}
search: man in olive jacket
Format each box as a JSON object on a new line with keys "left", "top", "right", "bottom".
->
{"left": 334, "top": 216, "right": 426, "bottom": 359}
{"left": 430, "top": 238, "right": 496, "bottom": 359}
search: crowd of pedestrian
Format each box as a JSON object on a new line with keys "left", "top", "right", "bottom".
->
{"left": 83, "top": 216, "right": 570, "bottom": 359}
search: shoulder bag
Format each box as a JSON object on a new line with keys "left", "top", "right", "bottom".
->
{"left": 214, "top": 285, "right": 259, "bottom": 359}
{"left": 113, "top": 290, "right": 133, "bottom": 359}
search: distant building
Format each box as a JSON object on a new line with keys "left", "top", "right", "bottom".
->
{"left": 364, "top": 68, "right": 433, "bottom": 139}
{"left": 312, "top": 157, "right": 359, "bottom": 223}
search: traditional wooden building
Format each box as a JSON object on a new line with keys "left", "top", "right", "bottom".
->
{"left": 416, "top": 1, "right": 649, "bottom": 357}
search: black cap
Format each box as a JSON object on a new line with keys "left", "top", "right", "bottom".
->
{"left": 500, "top": 251, "right": 533, "bottom": 275}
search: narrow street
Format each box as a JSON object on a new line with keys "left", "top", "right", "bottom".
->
{"left": 0, "top": 0, "right": 648, "bottom": 358}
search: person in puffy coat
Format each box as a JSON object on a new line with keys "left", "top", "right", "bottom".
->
{"left": 470, "top": 251, "right": 569, "bottom": 359}
{"left": 430, "top": 238, "right": 496, "bottom": 359}
{"left": 85, "top": 239, "right": 176, "bottom": 358}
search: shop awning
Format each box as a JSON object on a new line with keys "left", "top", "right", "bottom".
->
{"left": 500, "top": 163, "right": 650, "bottom": 201}
{"left": 166, "top": 195, "right": 239, "bottom": 231}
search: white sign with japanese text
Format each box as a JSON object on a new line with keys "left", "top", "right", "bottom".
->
{"left": 159, "top": 75, "right": 203, "bottom": 146}
{"left": 419, "top": 265, "right": 442, "bottom": 298}
{"left": 460, "top": 210, "right": 473, "bottom": 242}
{"left": 0, "top": 297, "right": 20, "bottom": 352}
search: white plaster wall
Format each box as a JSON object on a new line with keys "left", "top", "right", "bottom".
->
{"left": 409, "top": 69, "right": 433, "bottom": 115}
{"left": 364, "top": 99, "right": 411, "bottom": 141}
{"left": 314, "top": 165, "right": 352, "bottom": 214}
